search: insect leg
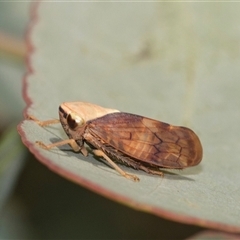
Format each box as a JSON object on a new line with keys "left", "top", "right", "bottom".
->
{"left": 36, "top": 139, "right": 80, "bottom": 151}
{"left": 36, "top": 139, "right": 88, "bottom": 156}
{"left": 101, "top": 145, "right": 164, "bottom": 177}
{"left": 137, "top": 165, "right": 164, "bottom": 176}
{"left": 28, "top": 115, "right": 60, "bottom": 126}
{"left": 29, "top": 116, "right": 88, "bottom": 156}
{"left": 92, "top": 149, "right": 140, "bottom": 182}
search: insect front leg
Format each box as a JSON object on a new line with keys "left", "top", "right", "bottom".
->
{"left": 36, "top": 138, "right": 80, "bottom": 151}
{"left": 28, "top": 115, "right": 60, "bottom": 126}
{"left": 29, "top": 115, "right": 88, "bottom": 156}
{"left": 92, "top": 149, "right": 140, "bottom": 182}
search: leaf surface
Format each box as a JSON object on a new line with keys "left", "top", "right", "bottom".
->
{"left": 18, "top": 2, "right": 240, "bottom": 233}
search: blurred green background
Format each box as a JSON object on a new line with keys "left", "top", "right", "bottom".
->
{"left": 0, "top": 2, "right": 209, "bottom": 239}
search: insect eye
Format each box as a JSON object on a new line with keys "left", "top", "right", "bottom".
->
{"left": 67, "top": 114, "right": 84, "bottom": 130}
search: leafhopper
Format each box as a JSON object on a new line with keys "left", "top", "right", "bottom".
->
{"left": 30, "top": 102, "right": 203, "bottom": 181}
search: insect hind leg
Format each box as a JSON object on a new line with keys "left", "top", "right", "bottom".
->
{"left": 92, "top": 149, "right": 139, "bottom": 182}
{"left": 102, "top": 145, "right": 164, "bottom": 177}
{"left": 85, "top": 133, "right": 162, "bottom": 180}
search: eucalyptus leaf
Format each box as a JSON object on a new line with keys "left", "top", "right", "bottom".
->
{"left": 18, "top": 2, "right": 240, "bottom": 233}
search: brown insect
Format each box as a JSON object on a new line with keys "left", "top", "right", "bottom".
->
{"left": 30, "top": 102, "right": 203, "bottom": 181}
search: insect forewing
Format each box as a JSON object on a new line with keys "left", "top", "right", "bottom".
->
{"left": 87, "top": 112, "right": 203, "bottom": 169}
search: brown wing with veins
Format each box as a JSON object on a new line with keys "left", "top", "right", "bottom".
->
{"left": 87, "top": 112, "right": 203, "bottom": 168}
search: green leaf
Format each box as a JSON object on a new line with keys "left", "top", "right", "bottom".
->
{"left": 18, "top": 2, "right": 240, "bottom": 233}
